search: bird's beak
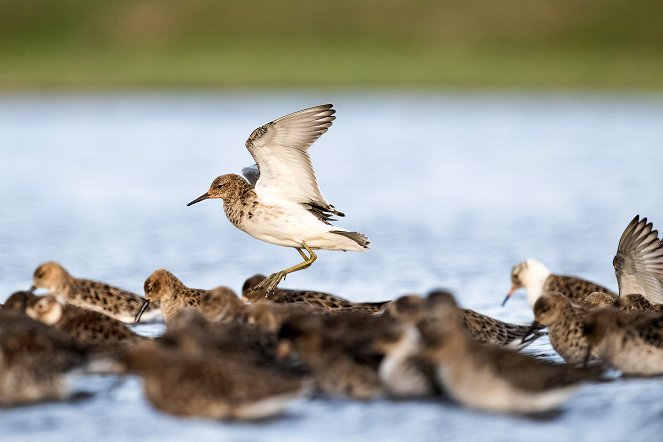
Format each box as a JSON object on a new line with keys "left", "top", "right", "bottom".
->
{"left": 520, "top": 321, "right": 541, "bottom": 344}
{"left": 501, "top": 285, "right": 517, "bottom": 307}
{"left": 187, "top": 192, "right": 210, "bottom": 206}
{"left": 135, "top": 300, "right": 150, "bottom": 323}
{"left": 28, "top": 285, "right": 36, "bottom": 294}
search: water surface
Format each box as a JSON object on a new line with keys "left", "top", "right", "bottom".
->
{"left": 1, "top": 92, "right": 663, "bottom": 441}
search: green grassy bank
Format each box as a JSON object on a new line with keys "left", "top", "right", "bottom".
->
{"left": 1, "top": 0, "right": 662, "bottom": 90}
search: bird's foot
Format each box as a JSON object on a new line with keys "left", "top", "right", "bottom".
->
{"left": 251, "top": 272, "right": 285, "bottom": 299}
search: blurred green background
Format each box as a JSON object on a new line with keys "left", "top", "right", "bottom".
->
{"left": 1, "top": 0, "right": 662, "bottom": 90}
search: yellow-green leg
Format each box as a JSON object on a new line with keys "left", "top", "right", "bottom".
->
{"left": 253, "top": 243, "right": 317, "bottom": 296}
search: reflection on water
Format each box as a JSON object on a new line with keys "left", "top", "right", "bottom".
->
{"left": 1, "top": 93, "right": 663, "bottom": 441}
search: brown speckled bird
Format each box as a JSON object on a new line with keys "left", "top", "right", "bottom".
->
{"left": 504, "top": 258, "right": 614, "bottom": 309}
{"left": 30, "top": 261, "right": 160, "bottom": 323}
{"left": 242, "top": 274, "right": 388, "bottom": 314}
{"left": 582, "top": 308, "right": 663, "bottom": 376}
{"left": 419, "top": 292, "right": 602, "bottom": 415}
{"left": 530, "top": 292, "right": 593, "bottom": 364}
{"left": 122, "top": 338, "right": 305, "bottom": 420}
{"left": 505, "top": 215, "right": 663, "bottom": 308}
{"left": 385, "top": 292, "right": 544, "bottom": 349}
{"left": 26, "top": 295, "right": 146, "bottom": 349}
{"left": 186, "top": 105, "right": 368, "bottom": 295}
{"left": 137, "top": 269, "right": 239, "bottom": 323}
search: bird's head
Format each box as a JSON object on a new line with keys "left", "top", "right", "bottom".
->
{"left": 136, "top": 269, "right": 183, "bottom": 323}
{"left": 502, "top": 258, "right": 551, "bottom": 307}
{"left": 26, "top": 295, "right": 63, "bottom": 325}
{"left": 31, "top": 261, "right": 70, "bottom": 293}
{"left": 384, "top": 294, "right": 426, "bottom": 324}
{"left": 187, "top": 174, "right": 244, "bottom": 206}
{"left": 143, "top": 269, "right": 182, "bottom": 303}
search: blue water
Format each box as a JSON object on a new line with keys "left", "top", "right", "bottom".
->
{"left": 1, "top": 92, "right": 663, "bottom": 441}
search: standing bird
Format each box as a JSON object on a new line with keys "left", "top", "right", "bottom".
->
{"left": 136, "top": 269, "right": 241, "bottom": 323}
{"left": 242, "top": 274, "right": 388, "bottom": 314}
{"left": 419, "top": 292, "right": 602, "bottom": 415}
{"left": 503, "top": 215, "right": 663, "bottom": 308}
{"left": 187, "top": 104, "right": 369, "bottom": 294}
{"left": 30, "top": 261, "right": 161, "bottom": 323}
{"left": 582, "top": 309, "right": 663, "bottom": 376}
{"left": 503, "top": 258, "right": 614, "bottom": 309}
{"left": 26, "top": 295, "right": 146, "bottom": 350}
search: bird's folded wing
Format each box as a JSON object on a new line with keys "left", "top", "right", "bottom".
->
{"left": 614, "top": 215, "right": 663, "bottom": 303}
{"left": 244, "top": 104, "right": 336, "bottom": 209}
{"left": 241, "top": 164, "right": 260, "bottom": 187}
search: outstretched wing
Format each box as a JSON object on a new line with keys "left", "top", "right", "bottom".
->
{"left": 614, "top": 215, "right": 663, "bottom": 303}
{"left": 244, "top": 104, "right": 344, "bottom": 223}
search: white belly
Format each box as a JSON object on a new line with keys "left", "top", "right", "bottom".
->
{"left": 235, "top": 203, "right": 361, "bottom": 251}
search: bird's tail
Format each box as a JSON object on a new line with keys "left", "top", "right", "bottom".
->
{"left": 330, "top": 230, "right": 370, "bottom": 250}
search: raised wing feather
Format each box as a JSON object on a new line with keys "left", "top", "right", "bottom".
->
{"left": 245, "top": 104, "right": 344, "bottom": 223}
{"left": 614, "top": 215, "right": 663, "bottom": 304}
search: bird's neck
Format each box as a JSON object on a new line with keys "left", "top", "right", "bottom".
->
{"left": 223, "top": 186, "right": 257, "bottom": 227}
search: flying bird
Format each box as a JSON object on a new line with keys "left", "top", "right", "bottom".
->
{"left": 187, "top": 104, "right": 369, "bottom": 294}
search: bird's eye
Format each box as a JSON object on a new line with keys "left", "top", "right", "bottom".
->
{"left": 216, "top": 184, "right": 223, "bottom": 189}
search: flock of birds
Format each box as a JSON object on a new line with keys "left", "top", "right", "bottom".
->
{"left": 2, "top": 104, "right": 663, "bottom": 421}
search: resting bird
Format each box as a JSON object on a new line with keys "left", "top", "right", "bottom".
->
{"left": 504, "top": 215, "right": 663, "bottom": 307}
{"left": 187, "top": 104, "right": 369, "bottom": 294}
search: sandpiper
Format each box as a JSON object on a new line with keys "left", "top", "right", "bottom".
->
{"left": 419, "top": 292, "right": 602, "bottom": 415}
{"left": 0, "top": 311, "right": 90, "bottom": 406}
{"left": 187, "top": 104, "right": 369, "bottom": 295}
{"left": 121, "top": 340, "right": 305, "bottom": 421}
{"left": 26, "top": 295, "right": 146, "bottom": 349}
{"left": 582, "top": 309, "right": 663, "bottom": 375}
{"left": 385, "top": 292, "right": 544, "bottom": 349}
{"left": 30, "top": 261, "right": 161, "bottom": 323}
{"left": 277, "top": 312, "right": 386, "bottom": 400}
{"left": 529, "top": 292, "right": 594, "bottom": 364}
{"left": 504, "top": 215, "right": 663, "bottom": 308}
{"left": 242, "top": 274, "right": 388, "bottom": 314}
{"left": 503, "top": 258, "right": 615, "bottom": 308}
{"left": 136, "top": 269, "right": 239, "bottom": 323}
